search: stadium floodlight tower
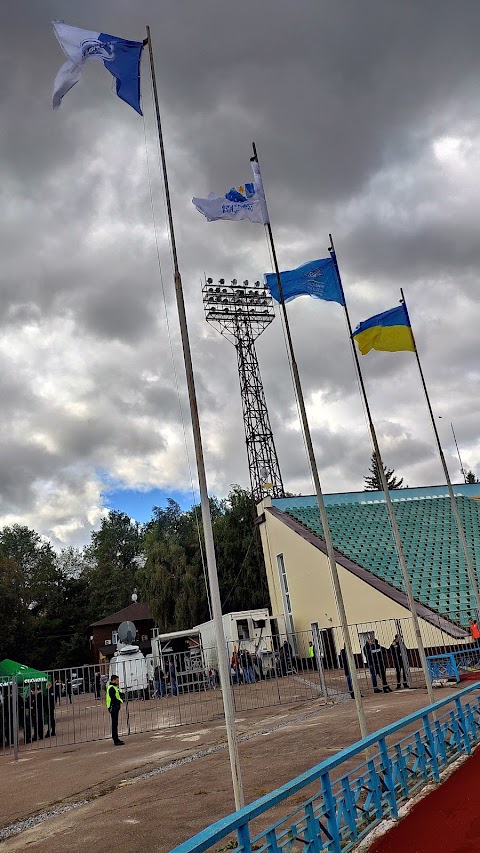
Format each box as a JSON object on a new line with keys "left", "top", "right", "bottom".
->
{"left": 203, "top": 276, "right": 284, "bottom": 502}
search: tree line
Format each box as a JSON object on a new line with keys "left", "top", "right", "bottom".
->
{"left": 0, "top": 486, "right": 267, "bottom": 671}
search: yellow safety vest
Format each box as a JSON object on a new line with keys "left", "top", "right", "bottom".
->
{"left": 308, "top": 645, "right": 315, "bottom": 658}
{"left": 105, "top": 683, "right": 123, "bottom": 709}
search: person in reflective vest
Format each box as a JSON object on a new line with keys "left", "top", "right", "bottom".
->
{"left": 308, "top": 641, "right": 317, "bottom": 671}
{"left": 106, "top": 674, "right": 125, "bottom": 746}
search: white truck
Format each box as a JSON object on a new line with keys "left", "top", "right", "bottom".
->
{"left": 195, "top": 608, "right": 275, "bottom": 675}
{"left": 151, "top": 609, "right": 282, "bottom": 690}
{"left": 151, "top": 627, "right": 205, "bottom": 694}
{"left": 109, "top": 644, "right": 149, "bottom": 697}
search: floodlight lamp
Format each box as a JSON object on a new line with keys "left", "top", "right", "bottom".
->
{"left": 219, "top": 278, "right": 225, "bottom": 285}
{"left": 232, "top": 278, "right": 237, "bottom": 285}
{"left": 254, "top": 281, "right": 260, "bottom": 287}
{"left": 207, "top": 277, "right": 213, "bottom": 284}
{"left": 243, "top": 280, "right": 249, "bottom": 286}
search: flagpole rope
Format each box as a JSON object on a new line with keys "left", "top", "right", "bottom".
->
{"left": 141, "top": 108, "right": 212, "bottom": 620}
{"left": 262, "top": 229, "right": 315, "bottom": 495}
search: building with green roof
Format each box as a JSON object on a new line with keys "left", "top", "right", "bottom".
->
{"left": 257, "top": 483, "right": 480, "bottom": 655}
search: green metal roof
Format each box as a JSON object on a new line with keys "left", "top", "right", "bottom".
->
{"left": 284, "top": 496, "right": 480, "bottom": 627}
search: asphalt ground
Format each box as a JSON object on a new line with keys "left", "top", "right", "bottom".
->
{"left": 0, "top": 685, "right": 455, "bottom": 853}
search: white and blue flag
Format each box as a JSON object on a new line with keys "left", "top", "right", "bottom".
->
{"left": 192, "top": 160, "right": 269, "bottom": 224}
{"left": 265, "top": 257, "right": 345, "bottom": 305}
{"left": 52, "top": 21, "right": 143, "bottom": 114}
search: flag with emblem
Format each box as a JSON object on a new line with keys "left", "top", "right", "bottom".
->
{"left": 265, "top": 257, "right": 345, "bottom": 305}
{"left": 192, "top": 160, "right": 269, "bottom": 223}
{"left": 52, "top": 21, "right": 144, "bottom": 114}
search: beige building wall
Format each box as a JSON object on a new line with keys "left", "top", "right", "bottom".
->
{"left": 258, "top": 498, "right": 466, "bottom": 654}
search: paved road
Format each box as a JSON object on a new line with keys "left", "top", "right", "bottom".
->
{"left": 0, "top": 687, "right": 443, "bottom": 852}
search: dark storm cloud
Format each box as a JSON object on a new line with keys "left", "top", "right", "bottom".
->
{"left": 0, "top": 1, "right": 479, "bottom": 543}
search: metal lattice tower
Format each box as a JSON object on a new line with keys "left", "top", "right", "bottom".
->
{"left": 203, "top": 276, "right": 284, "bottom": 501}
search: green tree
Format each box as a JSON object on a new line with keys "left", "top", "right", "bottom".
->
{"left": 140, "top": 489, "right": 268, "bottom": 632}
{"left": 0, "top": 555, "right": 30, "bottom": 660}
{"left": 84, "top": 510, "right": 144, "bottom": 617}
{"left": 140, "top": 499, "right": 209, "bottom": 630}
{"left": 213, "top": 486, "right": 268, "bottom": 613}
{"left": 364, "top": 452, "right": 404, "bottom": 491}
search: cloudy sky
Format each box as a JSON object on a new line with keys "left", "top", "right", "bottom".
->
{"left": 1, "top": 1, "right": 480, "bottom": 547}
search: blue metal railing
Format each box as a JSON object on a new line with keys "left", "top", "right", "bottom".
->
{"left": 171, "top": 683, "right": 480, "bottom": 853}
{"left": 428, "top": 648, "right": 480, "bottom": 682}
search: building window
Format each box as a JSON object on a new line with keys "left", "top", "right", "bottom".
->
{"left": 236, "top": 619, "right": 250, "bottom": 640}
{"left": 112, "top": 631, "right": 118, "bottom": 645}
{"left": 277, "top": 553, "right": 296, "bottom": 650}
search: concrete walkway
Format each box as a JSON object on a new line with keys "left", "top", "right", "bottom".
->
{"left": 0, "top": 687, "right": 447, "bottom": 853}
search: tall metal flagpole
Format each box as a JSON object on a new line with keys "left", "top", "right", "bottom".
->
{"left": 451, "top": 423, "right": 467, "bottom": 484}
{"left": 400, "top": 288, "right": 480, "bottom": 623}
{"left": 252, "top": 144, "right": 368, "bottom": 741}
{"left": 146, "top": 27, "right": 244, "bottom": 810}
{"left": 330, "top": 237, "right": 435, "bottom": 704}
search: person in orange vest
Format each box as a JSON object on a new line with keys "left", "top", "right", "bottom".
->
{"left": 469, "top": 618, "right": 480, "bottom": 643}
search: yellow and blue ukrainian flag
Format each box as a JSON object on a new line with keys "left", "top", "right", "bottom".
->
{"left": 352, "top": 304, "right": 414, "bottom": 355}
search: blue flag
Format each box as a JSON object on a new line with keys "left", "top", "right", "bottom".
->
{"left": 264, "top": 258, "right": 345, "bottom": 305}
{"left": 52, "top": 22, "right": 144, "bottom": 114}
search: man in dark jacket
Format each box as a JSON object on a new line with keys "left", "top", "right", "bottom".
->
{"left": 30, "top": 684, "right": 45, "bottom": 741}
{"left": 44, "top": 680, "right": 56, "bottom": 737}
{"left": 389, "top": 635, "right": 409, "bottom": 689}
{"left": 106, "top": 675, "right": 125, "bottom": 746}
{"left": 339, "top": 648, "right": 364, "bottom": 699}
{"left": 364, "top": 636, "right": 392, "bottom": 694}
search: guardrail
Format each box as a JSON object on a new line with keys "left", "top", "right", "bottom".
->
{"left": 171, "top": 683, "right": 480, "bottom": 853}
{"left": 428, "top": 647, "right": 480, "bottom": 683}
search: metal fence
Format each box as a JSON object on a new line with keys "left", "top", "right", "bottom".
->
{"left": 2, "top": 615, "right": 479, "bottom": 759}
{"left": 170, "top": 683, "right": 480, "bottom": 853}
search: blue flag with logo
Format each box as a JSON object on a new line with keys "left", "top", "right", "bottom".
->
{"left": 52, "top": 21, "right": 143, "bottom": 114}
{"left": 264, "top": 258, "right": 345, "bottom": 305}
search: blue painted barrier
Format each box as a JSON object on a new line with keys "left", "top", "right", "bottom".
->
{"left": 427, "top": 647, "right": 480, "bottom": 683}
{"left": 171, "top": 683, "right": 480, "bottom": 853}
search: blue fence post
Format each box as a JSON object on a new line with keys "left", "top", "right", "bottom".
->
{"left": 340, "top": 776, "right": 358, "bottom": 843}
{"left": 265, "top": 827, "right": 280, "bottom": 853}
{"left": 393, "top": 742, "right": 409, "bottom": 799}
{"left": 320, "top": 770, "right": 341, "bottom": 853}
{"left": 454, "top": 697, "right": 471, "bottom": 755}
{"left": 422, "top": 713, "right": 440, "bottom": 782}
{"left": 413, "top": 731, "right": 428, "bottom": 781}
{"left": 378, "top": 736, "right": 398, "bottom": 819}
{"left": 304, "top": 800, "right": 322, "bottom": 853}
{"left": 367, "top": 758, "right": 383, "bottom": 821}
{"left": 237, "top": 822, "right": 252, "bottom": 853}
{"left": 434, "top": 716, "right": 448, "bottom": 765}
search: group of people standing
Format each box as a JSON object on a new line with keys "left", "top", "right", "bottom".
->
{"left": 153, "top": 659, "right": 177, "bottom": 698}
{"left": 231, "top": 649, "right": 258, "bottom": 684}
{"left": 341, "top": 635, "right": 410, "bottom": 698}
{"left": 17, "top": 680, "right": 56, "bottom": 744}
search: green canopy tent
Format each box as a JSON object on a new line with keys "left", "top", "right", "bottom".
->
{"left": 0, "top": 659, "right": 48, "bottom": 689}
